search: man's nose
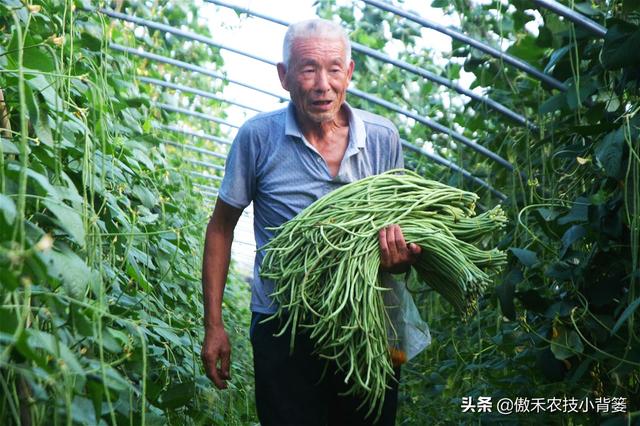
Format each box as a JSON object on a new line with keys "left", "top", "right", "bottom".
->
{"left": 314, "top": 69, "right": 331, "bottom": 92}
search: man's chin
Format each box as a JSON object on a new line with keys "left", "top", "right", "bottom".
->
{"left": 308, "top": 111, "right": 337, "bottom": 123}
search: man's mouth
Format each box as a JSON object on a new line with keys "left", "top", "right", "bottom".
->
{"left": 312, "top": 100, "right": 333, "bottom": 106}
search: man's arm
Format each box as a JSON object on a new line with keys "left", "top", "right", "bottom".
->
{"left": 201, "top": 198, "right": 244, "bottom": 390}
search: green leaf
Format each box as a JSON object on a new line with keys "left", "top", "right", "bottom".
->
{"left": 539, "top": 93, "right": 566, "bottom": 114}
{"left": 7, "top": 164, "right": 59, "bottom": 199}
{"left": 537, "top": 207, "right": 560, "bottom": 222}
{"left": 133, "top": 184, "right": 157, "bottom": 209}
{"left": 568, "top": 358, "right": 593, "bottom": 385}
{"left": 126, "top": 251, "right": 152, "bottom": 291}
{"left": 545, "top": 261, "right": 574, "bottom": 281}
{"left": 23, "top": 84, "right": 40, "bottom": 127}
{"left": 26, "top": 74, "right": 65, "bottom": 113}
{"left": 34, "top": 106, "right": 54, "bottom": 146}
{"left": 44, "top": 199, "right": 86, "bottom": 248}
{"left": 536, "top": 348, "right": 566, "bottom": 381}
{"left": 506, "top": 34, "right": 545, "bottom": 63}
{"left": 22, "top": 329, "right": 85, "bottom": 375}
{"left": 0, "top": 306, "right": 19, "bottom": 333}
{"left": 87, "top": 360, "right": 132, "bottom": 392}
{"left": 133, "top": 148, "right": 154, "bottom": 171}
{"left": 0, "top": 194, "right": 17, "bottom": 225}
{"left": 1, "top": 137, "right": 20, "bottom": 154}
{"left": 550, "top": 328, "right": 584, "bottom": 360}
{"left": 594, "top": 127, "right": 624, "bottom": 178}
{"left": 574, "top": 2, "right": 600, "bottom": 16}
{"left": 602, "top": 22, "right": 640, "bottom": 70}
{"left": 611, "top": 297, "right": 640, "bottom": 335}
{"left": 22, "top": 45, "right": 55, "bottom": 73}
{"left": 155, "top": 327, "right": 182, "bottom": 345}
{"left": 71, "top": 396, "right": 97, "bottom": 425}
{"left": 100, "top": 327, "right": 124, "bottom": 354}
{"left": 41, "top": 246, "right": 91, "bottom": 299}
{"left": 124, "top": 97, "right": 150, "bottom": 107}
{"left": 558, "top": 197, "right": 590, "bottom": 225}
{"left": 543, "top": 44, "right": 571, "bottom": 74}
{"left": 431, "top": 0, "right": 448, "bottom": 7}
{"left": 496, "top": 269, "right": 521, "bottom": 320}
{"left": 509, "top": 248, "right": 538, "bottom": 267}
{"left": 559, "top": 225, "right": 586, "bottom": 258}
{"left": 566, "top": 78, "right": 599, "bottom": 110}
{"left": 156, "top": 381, "right": 195, "bottom": 409}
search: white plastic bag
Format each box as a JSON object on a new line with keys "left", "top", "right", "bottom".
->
{"left": 382, "top": 274, "right": 432, "bottom": 361}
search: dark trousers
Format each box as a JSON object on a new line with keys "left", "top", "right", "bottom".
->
{"left": 250, "top": 312, "right": 400, "bottom": 426}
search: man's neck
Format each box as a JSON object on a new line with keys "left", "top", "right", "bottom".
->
{"left": 296, "top": 106, "right": 350, "bottom": 146}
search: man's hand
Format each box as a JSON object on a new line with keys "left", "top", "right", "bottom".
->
{"left": 378, "top": 224, "right": 422, "bottom": 273}
{"left": 201, "top": 325, "right": 231, "bottom": 389}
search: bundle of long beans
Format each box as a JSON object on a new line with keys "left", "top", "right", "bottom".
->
{"left": 260, "top": 169, "right": 507, "bottom": 417}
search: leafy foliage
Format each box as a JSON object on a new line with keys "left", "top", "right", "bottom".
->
{"left": 318, "top": 0, "right": 640, "bottom": 424}
{"left": 0, "top": 1, "right": 254, "bottom": 424}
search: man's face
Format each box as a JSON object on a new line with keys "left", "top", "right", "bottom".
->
{"left": 278, "top": 36, "right": 354, "bottom": 124}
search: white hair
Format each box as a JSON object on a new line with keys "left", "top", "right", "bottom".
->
{"left": 282, "top": 19, "right": 351, "bottom": 70}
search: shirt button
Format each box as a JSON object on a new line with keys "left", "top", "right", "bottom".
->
{"left": 317, "top": 157, "right": 323, "bottom": 163}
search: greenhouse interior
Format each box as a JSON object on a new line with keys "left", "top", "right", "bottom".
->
{"left": 0, "top": 0, "right": 639, "bottom": 424}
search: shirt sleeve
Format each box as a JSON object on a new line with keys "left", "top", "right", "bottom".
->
{"left": 389, "top": 125, "right": 404, "bottom": 170}
{"left": 218, "top": 123, "right": 257, "bottom": 209}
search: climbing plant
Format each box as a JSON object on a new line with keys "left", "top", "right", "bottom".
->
{"left": 0, "top": 0, "right": 254, "bottom": 424}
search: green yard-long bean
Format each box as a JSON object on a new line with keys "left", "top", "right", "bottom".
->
{"left": 260, "top": 169, "right": 507, "bottom": 418}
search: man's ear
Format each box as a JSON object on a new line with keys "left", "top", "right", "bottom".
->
{"left": 277, "top": 62, "right": 289, "bottom": 91}
{"left": 346, "top": 59, "right": 355, "bottom": 83}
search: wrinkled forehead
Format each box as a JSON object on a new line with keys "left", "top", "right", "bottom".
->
{"left": 289, "top": 36, "right": 348, "bottom": 63}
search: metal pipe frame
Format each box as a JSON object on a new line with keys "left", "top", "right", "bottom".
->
{"left": 363, "top": 0, "right": 567, "bottom": 92}
{"left": 97, "top": 8, "right": 274, "bottom": 66}
{"left": 531, "top": 0, "right": 607, "bottom": 37}
{"left": 184, "top": 157, "right": 226, "bottom": 171}
{"left": 203, "top": 0, "right": 536, "bottom": 129}
{"left": 109, "top": 41, "right": 509, "bottom": 195}
{"left": 199, "top": 190, "right": 219, "bottom": 198}
{"left": 165, "top": 90, "right": 506, "bottom": 196}
{"left": 400, "top": 139, "right": 506, "bottom": 200}
{"left": 154, "top": 102, "right": 240, "bottom": 128}
{"left": 165, "top": 91, "right": 506, "bottom": 196}
{"left": 188, "top": 171, "right": 223, "bottom": 182}
{"left": 109, "top": 43, "right": 288, "bottom": 101}
{"left": 351, "top": 88, "right": 514, "bottom": 171}
{"left": 148, "top": 80, "right": 505, "bottom": 195}
{"left": 147, "top": 76, "right": 513, "bottom": 187}
{"left": 111, "top": 43, "right": 512, "bottom": 170}
{"left": 144, "top": 68, "right": 513, "bottom": 186}
{"left": 139, "top": 76, "right": 262, "bottom": 112}
{"left": 153, "top": 123, "right": 233, "bottom": 146}
{"left": 160, "top": 138, "right": 228, "bottom": 159}
{"left": 193, "top": 183, "right": 219, "bottom": 193}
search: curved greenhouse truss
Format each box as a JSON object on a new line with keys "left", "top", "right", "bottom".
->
{"left": 1, "top": 0, "right": 638, "bottom": 424}
{"left": 93, "top": 0, "right": 609, "bottom": 204}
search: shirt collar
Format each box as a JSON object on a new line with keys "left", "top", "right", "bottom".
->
{"left": 284, "top": 102, "right": 367, "bottom": 149}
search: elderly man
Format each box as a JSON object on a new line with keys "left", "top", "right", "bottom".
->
{"left": 201, "top": 18, "right": 421, "bottom": 425}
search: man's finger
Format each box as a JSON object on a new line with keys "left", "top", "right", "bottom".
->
{"left": 220, "top": 350, "right": 231, "bottom": 380}
{"left": 379, "top": 228, "right": 390, "bottom": 266}
{"left": 385, "top": 226, "right": 400, "bottom": 261}
{"left": 409, "top": 242, "right": 422, "bottom": 255}
{"left": 203, "top": 352, "right": 227, "bottom": 389}
{"left": 392, "top": 225, "right": 408, "bottom": 257}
